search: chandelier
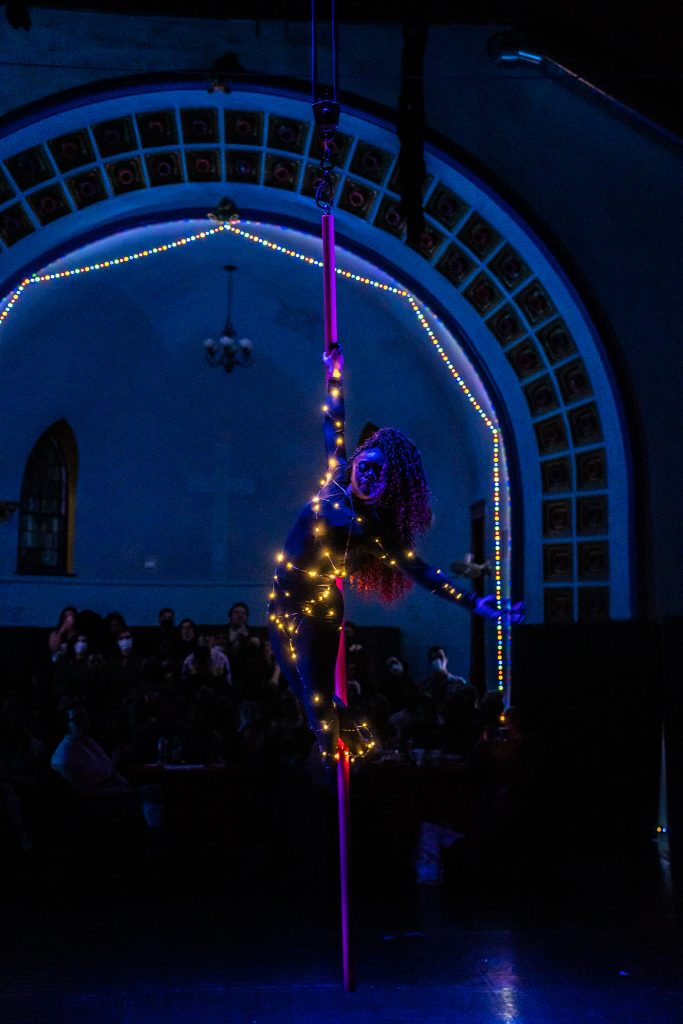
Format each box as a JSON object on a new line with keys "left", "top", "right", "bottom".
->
{"left": 203, "top": 263, "right": 253, "bottom": 374}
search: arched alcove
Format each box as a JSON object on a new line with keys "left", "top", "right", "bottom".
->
{"left": 0, "top": 80, "right": 634, "bottom": 672}
{"left": 17, "top": 418, "right": 78, "bottom": 576}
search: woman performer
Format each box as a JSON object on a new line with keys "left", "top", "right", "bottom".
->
{"left": 268, "top": 344, "right": 522, "bottom": 761}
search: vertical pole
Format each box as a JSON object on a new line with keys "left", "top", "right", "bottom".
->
{"left": 321, "top": 211, "right": 354, "bottom": 992}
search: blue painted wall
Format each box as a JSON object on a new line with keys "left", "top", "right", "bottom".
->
{"left": 0, "top": 10, "right": 680, "bottom": 627}
{"left": 0, "top": 220, "right": 496, "bottom": 679}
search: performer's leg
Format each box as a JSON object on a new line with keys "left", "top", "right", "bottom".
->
{"left": 268, "top": 616, "right": 339, "bottom": 755}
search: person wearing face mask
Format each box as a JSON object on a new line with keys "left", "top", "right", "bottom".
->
{"left": 268, "top": 343, "right": 523, "bottom": 766}
{"left": 53, "top": 633, "right": 92, "bottom": 703}
{"left": 108, "top": 629, "right": 142, "bottom": 694}
{"left": 419, "top": 646, "right": 472, "bottom": 715}
{"left": 378, "top": 655, "right": 416, "bottom": 714}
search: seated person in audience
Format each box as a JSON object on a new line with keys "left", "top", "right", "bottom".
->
{"left": 419, "top": 645, "right": 472, "bottom": 714}
{"left": 52, "top": 632, "right": 92, "bottom": 703}
{"left": 108, "top": 627, "right": 143, "bottom": 693}
{"left": 158, "top": 607, "right": 176, "bottom": 630}
{"left": 344, "top": 621, "right": 370, "bottom": 690}
{"left": 358, "top": 692, "right": 392, "bottom": 750}
{"left": 378, "top": 654, "right": 417, "bottom": 713}
{"left": 102, "top": 611, "right": 127, "bottom": 661}
{"left": 131, "top": 690, "right": 202, "bottom": 765}
{"left": 477, "top": 690, "right": 506, "bottom": 739}
{"left": 225, "top": 602, "right": 259, "bottom": 683}
{"left": 410, "top": 693, "right": 446, "bottom": 750}
{"left": 47, "top": 606, "right": 78, "bottom": 664}
{"left": 51, "top": 707, "right": 163, "bottom": 834}
{"left": 182, "top": 635, "right": 231, "bottom": 685}
{"left": 442, "top": 685, "right": 479, "bottom": 757}
{"left": 269, "top": 691, "right": 315, "bottom": 765}
{"left": 157, "top": 607, "right": 179, "bottom": 661}
{"left": 187, "top": 685, "right": 225, "bottom": 765}
{"left": 240, "top": 641, "right": 280, "bottom": 706}
{"left": 177, "top": 618, "right": 198, "bottom": 661}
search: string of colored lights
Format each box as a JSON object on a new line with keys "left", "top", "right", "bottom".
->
{"left": 0, "top": 219, "right": 511, "bottom": 692}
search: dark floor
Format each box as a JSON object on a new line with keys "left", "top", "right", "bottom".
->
{"left": 1, "top": 841, "right": 680, "bottom": 1024}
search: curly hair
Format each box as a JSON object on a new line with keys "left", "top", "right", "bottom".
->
{"left": 347, "top": 427, "right": 432, "bottom": 603}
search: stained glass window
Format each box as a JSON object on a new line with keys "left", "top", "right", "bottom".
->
{"left": 17, "top": 430, "right": 70, "bottom": 574}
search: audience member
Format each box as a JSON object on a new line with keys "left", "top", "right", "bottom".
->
{"left": 177, "top": 618, "right": 198, "bottom": 661}
{"left": 51, "top": 707, "right": 163, "bottom": 835}
{"left": 418, "top": 645, "right": 472, "bottom": 714}
{"left": 225, "top": 602, "right": 260, "bottom": 684}
{"left": 131, "top": 690, "right": 202, "bottom": 766}
{"left": 105, "top": 627, "right": 142, "bottom": 693}
{"left": 182, "top": 636, "right": 231, "bottom": 685}
{"left": 102, "top": 611, "right": 127, "bottom": 661}
{"left": 47, "top": 606, "right": 78, "bottom": 664}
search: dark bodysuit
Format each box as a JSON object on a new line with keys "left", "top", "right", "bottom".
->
{"left": 268, "top": 372, "right": 477, "bottom": 754}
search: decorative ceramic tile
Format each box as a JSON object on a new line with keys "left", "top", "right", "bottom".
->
{"left": 425, "top": 183, "right": 468, "bottom": 229}
{"left": 181, "top": 108, "right": 219, "bottom": 144}
{"left": 578, "top": 541, "right": 609, "bottom": 580}
{"left": 48, "top": 130, "right": 95, "bottom": 173}
{"left": 543, "top": 499, "right": 572, "bottom": 537}
{"left": 66, "top": 169, "right": 108, "bottom": 208}
{"left": 267, "top": 116, "right": 309, "bottom": 154}
{"left": 0, "top": 202, "right": 35, "bottom": 245}
{"left": 225, "top": 110, "right": 263, "bottom": 146}
{"left": 543, "top": 543, "right": 574, "bottom": 581}
{"left": 457, "top": 212, "right": 501, "bottom": 258}
{"left": 524, "top": 375, "right": 560, "bottom": 417}
{"left": 225, "top": 151, "right": 262, "bottom": 183}
{"left": 576, "top": 448, "right": 607, "bottom": 490}
{"left": 578, "top": 586, "right": 610, "bottom": 622}
{"left": 349, "top": 141, "right": 393, "bottom": 184}
{"left": 106, "top": 157, "right": 145, "bottom": 194}
{"left": 506, "top": 340, "right": 543, "bottom": 379}
{"left": 436, "top": 243, "right": 474, "bottom": 286}
{"left": 27, "top": 184, "right": 72, "bottom": 224}
{"left": 5, "top": 146, "right": 53, "bottom": 190}
{"left": 185, "top": 150, "right": 222, "bottom": 182}
{"left": 535, "top": 415, "right": 569, "bottom": 455}
{"left": 544, "top": 587, "right": 574, "bottom": 623}
{"left": 569, "top": 403, "right": 603, "bottom": 446}
{"left": 463, "top": 272, "right": 502, "bottom": 315}
{"left": 338, "top": 178, "right": 377, "bottom": 219}
{"left": 136, "top": 110, "right": 178, "bottom": 147}
{"left": 373, "top": 195, "right": 406, "bottom": 237}
{"left": 486, "top": 305, "right": 525, "bottom": 346}
{"left": 541, "top": 456, "right": 572, "bottom": 493}
{"left": 145, "top": 152, "right": 184, "bottom": 186}
{"left": 263, "top": 154, "right": 302, "bottom": 190}
{"left": 92, "top": 117, "right": 136, "bottom": 157}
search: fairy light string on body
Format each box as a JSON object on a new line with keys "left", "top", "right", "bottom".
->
{"left": 0, "top": 220, "right": 512, "bottom": 693}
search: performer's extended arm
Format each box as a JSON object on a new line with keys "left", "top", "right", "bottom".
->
{"left": 378, "top": 541, "right": 523, "bottom": 621}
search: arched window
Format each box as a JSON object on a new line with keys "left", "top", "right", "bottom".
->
{"left": 17, "top": 420, "right": 78, "bottom": 575}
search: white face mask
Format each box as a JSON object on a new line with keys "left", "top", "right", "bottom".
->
{"left": 74, "top": 641, "right": 88, "bottom": 655}
{"left": 118, "top": 638, "right": 133, "bottom": 654}
{"left": 389, "top": 662, "right": 403, "bottom": 675}
{"left": 431, "top": 657, "right": 445, "bottom": 672}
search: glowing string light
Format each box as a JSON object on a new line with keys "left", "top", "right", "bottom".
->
{"left": 0, "top": 218, "right": 511, "bottom": 695}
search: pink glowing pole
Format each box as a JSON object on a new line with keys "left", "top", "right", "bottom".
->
{"left": 321, "top": 210, "right": 354, "bottom": 992}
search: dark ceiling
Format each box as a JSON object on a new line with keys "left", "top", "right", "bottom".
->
{"left": 4, "top": 1, "right": 683, "bottom": 136}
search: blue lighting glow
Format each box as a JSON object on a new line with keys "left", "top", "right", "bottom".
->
{"left": 0, "top": 219, "right": 512, "bottom": 694}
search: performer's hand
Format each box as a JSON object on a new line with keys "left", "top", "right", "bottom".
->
{"left": 323, "top": 343, "right": 344, "bottom": 379}
{"left": 474, "top": 595, "right": 525, "bottom": 623}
